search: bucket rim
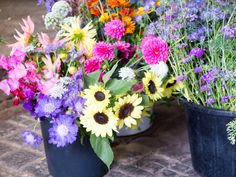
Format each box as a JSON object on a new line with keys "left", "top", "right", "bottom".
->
{"left": 181, "top": 99, "right": 236, "bottom": 117}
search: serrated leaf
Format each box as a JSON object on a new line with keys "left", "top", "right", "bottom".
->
{"left": 90, "top": 135, "right": 114, "bottom": 169}
{"left": 103, "top": 62, "right": 118, "bottom": 84}
{"left": 106, "top": 79, "right": 136, "bottom": 95}
{"left": 83, "top": 70, "right": 102, "bottom": 88}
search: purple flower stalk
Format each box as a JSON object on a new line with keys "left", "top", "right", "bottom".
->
{"left": 48, "top": 115, "right": 78, "bottom": 147}
{"left": 194, "top": 66, "right": 203, "bottom": 73}
{"left": 189, "top": 48, "right": 205, "bottom": 58}
{"left": 22, "top": 131, "right": 42, "bottom": 148}
{"left": 200, "top": 85, "right": 212, "bottom": 93}
{"left": 177, "top": 75, "right": 187, "bottom": 82}
{"left": 221, "top": 26, "right": 235, "bottom": 39}
{"left": 221, "top": 96, "right": 231, "bottom": 103}
{"left": 205, "top": 98, "right": 216, "bottom": 105}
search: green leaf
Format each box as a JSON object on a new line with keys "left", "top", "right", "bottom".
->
{"left": 83, "top": 70, "right": 102, "bottom": 88}
{"left": 90, "top": 135, "right": 114, "bottom": 169}
{"left": 106, "top": 79, "right": 136, "bottom": 95}
{"left": 103, "top": 62, "right": 118, "bottom": 84}
{"left": 141, "top": 95, "right": 150, "bottom": 106}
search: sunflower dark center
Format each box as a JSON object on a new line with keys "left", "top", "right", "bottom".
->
{"left": 94, "top": 91, "right": 105, "bottom": 101}
{"left": 118, "top": 103, "right": 134, "bottom": 119}
{"left": 148, "top": 80, "right": 157, "bottom": 94}
{"left": 94, "top": 113, "right": 109, "bottom": 125}
{"left": 166, "top": 80, "right": 177, "bottom": 88}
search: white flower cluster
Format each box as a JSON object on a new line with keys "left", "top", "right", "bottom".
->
{"left": 48, "top": 77, "right": 72, "bottom": 99}
{"left": 149, "top": 61, "right": 169, "bottom": 79}
{"left": 119, "top": 67, "right": 135, "bottom": 80}
{"left": 44, "top": 1, "right": 72, "bottom": 29}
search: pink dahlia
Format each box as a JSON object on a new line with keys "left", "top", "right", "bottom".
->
{"left": 115, "top": 41, "right": 130, "bottom": 59}
{"left": 104, "top": 20, "right": 125, "bottom": 40}
{"left": 84, "top": 57, "right": 102, "bottom": 74}
{"left": 141, "top": 35, "right": 169, "bottom": 65}
{"left": 93, "top": 42, "right": 114, "bottom": 61}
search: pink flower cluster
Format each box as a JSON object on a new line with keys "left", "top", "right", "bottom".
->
{"left": 104, "top": 20, "right": 125, "bottom": 40}
{"left": 0, "top": 50, "right": 40, "bottom": 104}
{"left": 141, "top": 35, "right": 169, "bottom": 65}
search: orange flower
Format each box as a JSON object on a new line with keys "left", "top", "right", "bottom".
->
{"left": 88, "top": 0, "right": 101, "bottom": 16}
{"left": 119, "top": 8, "right": 135, "bottom": 17}
{"left": 122, "top": 16, "right": 136, "bottom": 34}
{"left": 108, "top": 0, "right": 130, "bottom": 8}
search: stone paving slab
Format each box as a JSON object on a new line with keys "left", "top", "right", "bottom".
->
{"left": 0, "top": 0, "right": 200, "bottom": 177}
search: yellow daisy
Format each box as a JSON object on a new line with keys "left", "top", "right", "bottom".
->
{"left": 114, "top": 94, "right": 144, "bottom": 129}
{"left": 143, "top": 72, "right": 164, "bottom": 101}
{"left": 61, "top": 16, "right": 97, "bottom": 57}
{"left": 163, "top": 77, "right": 184, "bottom": 98}
{"left": 83, "top": 85, "right": 111, "bottom": 111}
{"left": 80, "top": 107, "right": 118, "bottom": 137}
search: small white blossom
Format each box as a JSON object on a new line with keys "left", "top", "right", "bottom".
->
{"left": 44, "top": 12, "right": 60, "bottom": 29}
{"left": 52, "top": 1, "right": 72, "bottom": 18}
{"left": 119, "top": 67, "right": 135, "bottom": 80}
{"left": 149, "top": 61, "right": 169, "bottom": 79}
{"left": 48, "top": 77, "right": 71, "bottom": 99}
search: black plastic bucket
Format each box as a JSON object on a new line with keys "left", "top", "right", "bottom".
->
{"left": 41, "top": 121, "right": 108, "bottom": 177}
{"left": 183, "top": 101, "right": 236, "bottom": 177}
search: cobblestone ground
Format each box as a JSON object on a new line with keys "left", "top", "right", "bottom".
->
{"left": 0, "top": 0, "right": 200, "bottom": 177}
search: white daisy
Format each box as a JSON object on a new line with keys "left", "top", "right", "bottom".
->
{"left": 119, "top": 67, "right": 135, "bottom": 80}
{"left": 149, "top": 61, "right": 169, "bottom": 79}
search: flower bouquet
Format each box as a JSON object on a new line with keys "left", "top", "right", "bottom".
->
{"left": 0, "top": 0, "right": 178, "bottom": 176}
{"left": 148, "top": 0, "right": 236, "bottom": 176}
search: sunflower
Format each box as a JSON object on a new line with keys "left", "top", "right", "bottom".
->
{"left": 122, "top": 16, "right": 136, "bottom": 34}
{"left": 163, "top": 77, "right": 184, "bottom": 98}
{"left": 143, "top": 72, "right": 164, "bottom": 101}
{"left": 61, "top": 16, "right": 97, "bottom": 57}
{"left": 80, "top": 107, "right": 118, "bottom": 137}
{"left": 114, "top": 94, "right": 144, "bottom": 129}
{"left": 83, "top": 85, "right": 111, "bottom": 111}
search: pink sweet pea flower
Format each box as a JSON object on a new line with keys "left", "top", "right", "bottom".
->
{"left": 0, "top": 55, "right": 9, "bottom": 70}
{"left": 0, "top": 80, "right": 11, "bottom": 95}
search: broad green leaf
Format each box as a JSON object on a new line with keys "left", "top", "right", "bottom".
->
{"left": 106, "top": 79, "right": 136, "bottom": 95}
{"left": 141, "top": 95, "right": 150, "bottom": 106}
{"left": 83, "top": 70, "right": 101, "bottom": 88}
{"left": 103, "top": 62, "right": 118, "bottom": 84}
{"left": 90, "top": 135, "right": 114, "bottom": 169}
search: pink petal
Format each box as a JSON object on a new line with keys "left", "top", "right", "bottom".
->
{"left": 0, "top": 80, "right": 11, "bottom": 95}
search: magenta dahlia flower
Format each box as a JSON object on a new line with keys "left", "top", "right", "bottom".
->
{"left": 141, "top": 35, "right": 169, "bottom": 65}
{"left": 84, "top": 57, "right": 102, "bottom": 74}
{"left": 93, "top": 42, "right": 114, "bottom": 61}
{"left": 104, "top": 19, "right": 125, "bottom": 40}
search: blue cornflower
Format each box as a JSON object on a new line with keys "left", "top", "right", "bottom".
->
{"left": 48, "top": 115, "right": 78, "bottom": 147}
{"left": 34, "top": 94, "right": 62, "bottom": 118}
{"left": 22, "top": 131, "right": 42, "bottom": 148}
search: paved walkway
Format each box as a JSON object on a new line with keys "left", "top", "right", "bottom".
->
{"left": 0, "top": 0, "right": 200, "bottom": 176}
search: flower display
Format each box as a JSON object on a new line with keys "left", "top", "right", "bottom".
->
{"left": 24, "top": 0, "right": 236, "bottom": 171}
